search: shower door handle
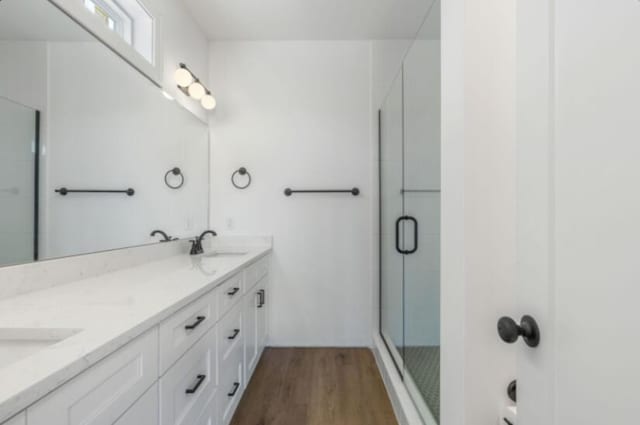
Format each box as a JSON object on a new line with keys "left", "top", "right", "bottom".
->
{"left": 395, "top": 216, "right": 419, "bottom": 254}
{"left": 404, "top": 216, "right": 418, "bottom": 254}
{"left": 395, "top": 217, "right": 404, "bottom": 254}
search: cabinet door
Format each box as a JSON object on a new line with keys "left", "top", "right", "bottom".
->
{"left": 114, "top": 383, "right": 158, "bottom": 425}
{"left": 2, "top": 412, "right": 25, "bottom": 425}
{"left": 256, "top": 278, "right": 267, "bottom": 355}
{"left": 27, "top": 329, "right": 158, "bottom": 425}
{"left": 243, "top": 287, "right": 259, "bottom": 380}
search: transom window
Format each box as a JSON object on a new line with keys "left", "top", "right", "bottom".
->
{"left": 82, "top": 0, "right": 154, "bottom": 64}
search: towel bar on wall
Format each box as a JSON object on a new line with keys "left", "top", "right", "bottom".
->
{"left": 284, "top": 188, "right": 360, "bottom": 197}
{"left": 55, "top": 188, "right": 135, "bottom": 196}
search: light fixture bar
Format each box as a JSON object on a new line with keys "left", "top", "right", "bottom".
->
{"left": 174, "top": 63, "right": 217, "bottom": 110}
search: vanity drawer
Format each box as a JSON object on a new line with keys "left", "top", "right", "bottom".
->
{"left": 218, "top": 344, "right": 243, "bottom": 425}
{"left": 218, "top": 272, "right": 243, "bottom": 319}
{"left": 27, "top": 328, "right": 158, "bottom": 425}
{"left": 244, "top": 255, "right": 269, "bottom": 291}
{"left": 218, "top": 302, "right": 243, "bottom": 364}
{"left": 159, "top": 326, "right": 217, "bottom": 425}
{"left": 159, "top": 289, "right": 217, "bottom": 374}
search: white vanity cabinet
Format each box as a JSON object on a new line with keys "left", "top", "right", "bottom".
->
{"left": 14, "top": 253, "right": 270, "bottom": 425}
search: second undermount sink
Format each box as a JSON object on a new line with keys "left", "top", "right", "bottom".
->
{"left": 0, "top": 328, "right": 82, "bottom": 368}
{"left": 203, "top": 251, "right": 248, "bottom": 258}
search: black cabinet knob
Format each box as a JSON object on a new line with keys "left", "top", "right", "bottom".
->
{"left": 497, "top": 315, "right": 540, "bottom": 347}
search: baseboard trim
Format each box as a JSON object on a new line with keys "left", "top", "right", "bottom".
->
{"left": 372, "top": 333, "right": 426, "bottom": 425}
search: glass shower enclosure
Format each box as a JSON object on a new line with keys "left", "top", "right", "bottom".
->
{"left": 379, "top": 3, "right": 440, "bottom": 423}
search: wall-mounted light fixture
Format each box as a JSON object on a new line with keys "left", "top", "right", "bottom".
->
{"left": 174, "top": 63, "right": 216, "bottom": 111}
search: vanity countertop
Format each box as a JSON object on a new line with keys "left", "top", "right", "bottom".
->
{"left": 0, "top": 245, "right": 271, "bottom": 423}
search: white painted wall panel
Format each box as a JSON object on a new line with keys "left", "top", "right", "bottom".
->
{"left": 209, "top": 41, "right": 372, "bottom": 346}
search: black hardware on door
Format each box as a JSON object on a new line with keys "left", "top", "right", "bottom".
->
{"left": 507, "top": 380, "right": 517, "bottom": 403}
{"left": 185, "top": 375, "right": 206, "bottom": 394}
{"left": 228, "top": 329, "right": 240, "bottom": 340}
{"left": 257, "top": 289, "right": 265, "bottom": 308}
{"left": 228, "top": 382, "right": 240, "bottom": 397}
{"left": 395, "top": 216, "right": 419, "bottom": 254}
{"left": 227, "top": 287, "right": 240, "bottom": 296}
{"left": 184, "top": 316, "right": 206, "bottom": 331}
{"left": 497, "top": 315, "right": 540, "bottom": 347}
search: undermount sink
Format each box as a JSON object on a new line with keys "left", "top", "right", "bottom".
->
{"left": 0, "top": 328, "right": 82, "bottom": 368}
{"left": 203, "top": 251, "right": 248, "bottom": 258}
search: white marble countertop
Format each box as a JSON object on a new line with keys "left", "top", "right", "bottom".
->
{"left": 0, "top": 245, "right": 271, "bottom": 423}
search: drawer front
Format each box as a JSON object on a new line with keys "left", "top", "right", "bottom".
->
{"left": 27, "top": 329, "right": 158, "bottom": 425}
{"left": 114, "top": 383, "right": 158, "bottom": 425}
{"left": 218, "top": 302, "right": 243, "bottom": 364}
{"left": 244, "top": 255, "right": 269, "bottom": 292}
{"left": 2, "top": 412, "right": 25, "bottom": 425}
{"left": 159, "top": 289, "right": 217, "bottom": 374}
{"left": 159, "top": 327, "right": 217, "bottom": 425}
{"left": 218, "top": 344, "right": 243, "bottom": 425}
{"left": 192, "top": 392, "right": 217, "bottom": 425}
{"left": 218, "top": 273, "right": 243, "bottom": 319}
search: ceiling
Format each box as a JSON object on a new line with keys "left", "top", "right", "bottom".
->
{"left": 183, "top": 0, "right": 435, "bottom": 41}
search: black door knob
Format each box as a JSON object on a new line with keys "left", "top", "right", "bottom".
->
{"left": 497, "top": 315, "right": 540, "bottom": 347}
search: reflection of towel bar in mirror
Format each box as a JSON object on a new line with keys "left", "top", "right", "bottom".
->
{"left": 55, "top": 188, "right": 135, "bottom": 196}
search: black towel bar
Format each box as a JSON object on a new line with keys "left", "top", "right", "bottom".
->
{"left": 284, "top": 188, "right": 360, "bottom": 197}
{"left": 55, "top": 188, "right": 135, "bottom": 196}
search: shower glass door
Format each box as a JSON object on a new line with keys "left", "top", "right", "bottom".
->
{"left": 380, "top": 71, "right": 405, "bottom": 371}
{"left": 379, "top": 2, "right": 440, "bottom": 423}
{"left": 402, "top": 22, "right": 441, "bottom": 423}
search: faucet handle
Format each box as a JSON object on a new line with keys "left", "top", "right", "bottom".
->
{"left": 189, "top": 239, "right": 201, "bottom": 255}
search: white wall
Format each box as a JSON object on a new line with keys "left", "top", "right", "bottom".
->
{"left": 208, "top": 41, "right": 372, "bottom": 347}
{"left": 441, "top": 0, "right": 517, "bottom": 424}
{"left": 0, "top": 41, "right": 48, "bottom": 111}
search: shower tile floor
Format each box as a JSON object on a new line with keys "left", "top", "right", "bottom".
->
{"left": 404, "top": 346, "right": 440, "bottom": 423}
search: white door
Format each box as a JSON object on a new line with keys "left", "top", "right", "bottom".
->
{"left": 515, "top": 0, "right": 640, "bottom": 423}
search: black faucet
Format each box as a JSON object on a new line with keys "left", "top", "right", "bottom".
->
{"left": 190, "top": 230, "right": 218, "bottom": 255}
{"left": 150, "top": 230, "right": 173, "bottom": 242}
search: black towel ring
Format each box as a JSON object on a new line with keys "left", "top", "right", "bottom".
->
{"left": 231, "top": 167, "right": 252, "bottom": 190}
{"left": 165, "top": 167, "right": 184, "bottom": 189}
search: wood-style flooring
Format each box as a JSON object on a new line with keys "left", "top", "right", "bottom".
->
{"left": 230, "top": 348, "right": 398, "bottom": 425}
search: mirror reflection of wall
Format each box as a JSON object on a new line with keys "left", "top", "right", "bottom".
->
{"left": 0, "top": 0, "right": 209, "bottom": 267}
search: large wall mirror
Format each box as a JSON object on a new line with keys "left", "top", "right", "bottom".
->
{"left": 0, "top": 0, "right": 209, "bottom": 268}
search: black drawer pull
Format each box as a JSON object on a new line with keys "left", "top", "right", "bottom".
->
{"left": 228, "top": 382, "right": 240, "bottom": 397}
{"left": 228, "top": 328, "right": 240, "bottom": 340}
{"left": 184, "top": 316, "right": 206, "bottom": 331}
{"left": 227, "top": 287, "right": 240, "bottom": 296}
{"left": 185, "top": 374, "right": 206, "bottom": 394}
{"left": 257, "top": 289, "right": 265, "bottom": 308}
